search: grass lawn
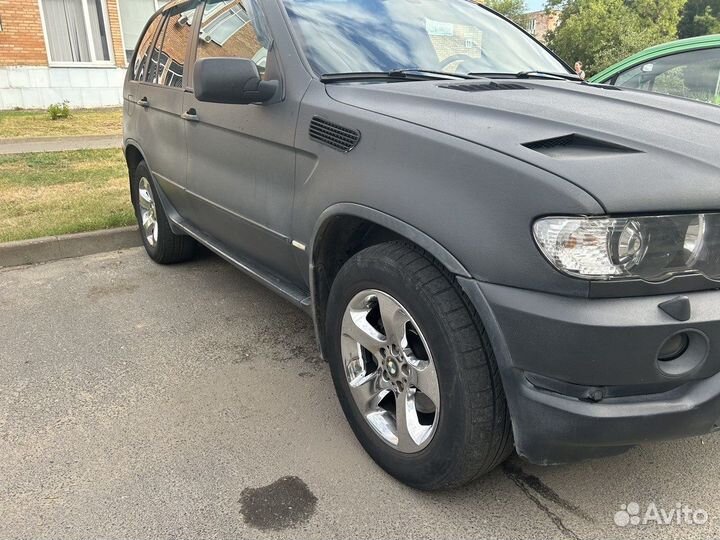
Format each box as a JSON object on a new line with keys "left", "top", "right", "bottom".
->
{"left": 0, "top": 108, "right": 122, "bottom": 139}
{"left": 0, "top": 149, "right": 135, "bottom": 243}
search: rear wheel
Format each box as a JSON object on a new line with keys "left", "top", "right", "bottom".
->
{"left": 131, "top": 161, "right": 196, "bottom": 264}
{"left": 325, "top": 241, "right": 513, "bottom": 490}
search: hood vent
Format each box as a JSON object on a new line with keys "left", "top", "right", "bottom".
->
{"left": 523, "top": 134, "right": 642, "bottom": 159}
{"left": 309, "top": 117, "right": 361, "bottom": 153}
{"left": 439, "top": 81, "right": 530, "bottom": 92}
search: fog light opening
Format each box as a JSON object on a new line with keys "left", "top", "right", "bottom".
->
{"left": 655, "top": 330, "right": 709, "bottom": 378}
{"left": 657, "top": 333, "right": 690, "bottom": 362}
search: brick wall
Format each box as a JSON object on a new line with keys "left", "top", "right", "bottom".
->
{"left": 525, "top": 11, "right": 560, "bottom": 44}
{"left": 0, "top": 0, "right": 126, "bottom": 68}
{"left": 106, "top": 0, "right": 126, "bottom": 67}
{"left": 0, "top": 0, "right": 48, "bottom": 66}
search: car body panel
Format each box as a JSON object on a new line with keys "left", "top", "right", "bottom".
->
{"left": 325, "top": 79, "right": 720, "bottom": 214}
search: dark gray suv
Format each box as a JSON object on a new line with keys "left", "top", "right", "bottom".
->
{"left": 124, "top": 0, "right": 720, "bottom": 489}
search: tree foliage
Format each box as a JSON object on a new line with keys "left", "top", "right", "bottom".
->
{"left": 545, "top": 0, "right": 685, "bottom": 75}
{"left": 678, "top": 0, "right": 720, "bottom": 37}
{"left": 480, "top": 0, "right": 529, "bottom": 25}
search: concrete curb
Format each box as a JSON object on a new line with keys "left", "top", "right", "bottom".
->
{"left": 0, "top": 226, "right": 142, "bottom": 269}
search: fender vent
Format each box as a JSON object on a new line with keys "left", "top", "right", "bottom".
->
{"left": 439, "top": 82, "right": 530, "bottom": 92}
{"left": 309, "top": 117, "right": 361, "bottom": 152}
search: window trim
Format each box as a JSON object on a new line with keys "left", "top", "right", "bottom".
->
{"left": 38, "top": 0, "right": 116, "bottom": 67}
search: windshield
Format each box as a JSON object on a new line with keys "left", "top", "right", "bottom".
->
{"left": 282, "top": 0, "right": 568, "bottom": 78}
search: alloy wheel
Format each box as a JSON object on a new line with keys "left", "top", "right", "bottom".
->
{"left": 138, "top": 176, "right": 158, "bottom": 247}
{"left": 340, "top": 289, "right": 440, "bottom": 453}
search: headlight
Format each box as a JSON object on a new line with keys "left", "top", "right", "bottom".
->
{"left": 533, "top": 214, "right": 720, "bottom": 282}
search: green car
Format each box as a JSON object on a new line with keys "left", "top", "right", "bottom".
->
{"left": 590, "top": 34, "right": 720, "bottom": 105}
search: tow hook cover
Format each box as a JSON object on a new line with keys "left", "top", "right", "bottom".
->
{"left": 658, "top": 296, "right": 691, "bottom": 322}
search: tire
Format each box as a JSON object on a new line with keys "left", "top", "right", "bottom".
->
{"left": 325, "top": 241, "right": 513, "bottom": 490}
{"left": 131, "top": 161, "right": 196, "bottom": 264}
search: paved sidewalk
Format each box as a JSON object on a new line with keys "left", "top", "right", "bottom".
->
{"left": 0, "top": 134, "right": 122, "bottom": 155}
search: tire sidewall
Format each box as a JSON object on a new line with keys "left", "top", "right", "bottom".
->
{"left": 326, "top": 248, "right": 479, "bottom": 489}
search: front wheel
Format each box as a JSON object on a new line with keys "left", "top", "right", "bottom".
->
{"left": 325, "top": 241, "right": 513, "bottom": 490}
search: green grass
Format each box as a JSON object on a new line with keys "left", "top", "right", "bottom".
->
{"left": 0, "top": 108, "right": 122, "bottom": 139}
{"left": 0, "top": 149, "right": 135, "bottom": 243}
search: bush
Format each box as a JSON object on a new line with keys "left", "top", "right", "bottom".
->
{"left": 48, "top": 101, "right": 71, "bottom": 120}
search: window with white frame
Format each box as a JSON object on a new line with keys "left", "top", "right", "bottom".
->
{"left": 200, "top": 5, "right": 249, "bottom": 45}
{"left": 41, "top": 0, "right": 113, "bottom": 64}
{"left": 119, "top": 0, "right": 193, "bottom": 62}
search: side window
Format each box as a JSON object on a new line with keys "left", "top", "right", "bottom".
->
{"left": 195, "top": 0, "right": 269, "bottom": 78}
{"left": 615, "top": 48, "right": 720, "bottom": 104}
{"left": 133, "top": 13, "right": 163, "bottom": 80}
{"left": 614, "top": 64, "right": 650, "bottom": 90}
{"left": 653, "top": 49, "right": 720, "bottom": 104}
{"left": 148, "top": 2, "right": 202, "bottom": 86}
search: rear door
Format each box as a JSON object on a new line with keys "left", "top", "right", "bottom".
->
{"left": 132, "top": 1, "right": 202, "bottom": 216}
{"left": 182, "top": 0, "right": 300, "bottom": 284}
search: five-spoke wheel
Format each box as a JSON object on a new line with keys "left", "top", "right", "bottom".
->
{"left": 131, "top": 160, "right": 196, "bottom": 264}
{"left": 342, "top": 289, "right": 440, "bottom": 452}
{"left": 327, "top": 241, "right": 513, "bottom": 489}
{"left": 137, "top": 176, "right": 158, "bottom": 248}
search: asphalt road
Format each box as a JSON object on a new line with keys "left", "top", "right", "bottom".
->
{"left": 1, "top": 248, "right": 719, "bottom": 540}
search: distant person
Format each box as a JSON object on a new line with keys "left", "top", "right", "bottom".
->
{"left": 575, "top": 61, "right": 586, "bottom": 80}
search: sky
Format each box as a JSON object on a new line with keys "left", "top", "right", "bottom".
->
{"left": 526, "top": 0, "right": 546, "bottom": 11}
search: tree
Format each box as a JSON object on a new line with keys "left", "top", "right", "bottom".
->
{"left": 545, "top": 0, "right": 684, "bottom": 75}
{"left": 678, "top": 0, "right": 720, "bottom": 37}
{"left": 481, "top": 0, "right": 529, "bottom": 25}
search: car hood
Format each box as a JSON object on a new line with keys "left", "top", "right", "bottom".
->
{"left": 326, "top": 79, "right": 720, "bottom": 213}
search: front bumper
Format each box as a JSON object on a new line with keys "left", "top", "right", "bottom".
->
{"left": 458, "top": 277, "right": 720, "bottom": 465}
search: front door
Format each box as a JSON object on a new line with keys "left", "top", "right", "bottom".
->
{"left": 182, "top": 0, "right": 299, "bottom": 284}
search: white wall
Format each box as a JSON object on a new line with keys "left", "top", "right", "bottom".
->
{"left": 0, "top": 66, "right": 126, "bottom": 110}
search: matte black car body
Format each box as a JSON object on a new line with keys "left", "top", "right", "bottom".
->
{"left": 124, "top": 0, "right": 720, "bottom": 466}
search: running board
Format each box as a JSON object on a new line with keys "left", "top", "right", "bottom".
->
{"left": 170, "top": 217, "right": 312, "bottom": 312}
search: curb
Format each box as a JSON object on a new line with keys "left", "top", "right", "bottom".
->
{"left": 0, "top": 226, "right": 142, "bottom": 269}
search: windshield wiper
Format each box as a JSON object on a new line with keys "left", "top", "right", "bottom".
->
{"left": 321, "top": 69, "right": 473, "bottom": 83}
{"left": 468, "top": 70, "right": 582, "bottom": 82}
{"left": 388, "top": 68, "right": 476, "bottom": 80}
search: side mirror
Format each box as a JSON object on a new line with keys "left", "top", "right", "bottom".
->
{"left": 193, "top": 57, "right": 279, "bottom": 105}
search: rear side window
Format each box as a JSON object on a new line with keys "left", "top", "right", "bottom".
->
{"left": 132, "top": 13, "right": 163, "bottom": 80}
{"left": 148, "top": 2, "right": 202, "bottom": 86}
{"left": 195, "top": 0, "right": 269, "bottom": 78}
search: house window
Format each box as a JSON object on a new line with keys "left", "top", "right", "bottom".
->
{"left": 119, "top": 0, "right": 192, "bottom": 62}
{"left": 199, "top": 5, "right": 249, "bottom": 45}
{"left": 526, "top": 18, "right": 537, "bottom": 36}
{"left": 40, "top": 0, "right": 112, "bottom": 64}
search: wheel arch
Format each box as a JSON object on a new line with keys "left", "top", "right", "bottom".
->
{"left": 309, "top": 203, "right": 471, "bottom": 359}
{"left": 124, "top": 140, "right": 148, "bottom": 207}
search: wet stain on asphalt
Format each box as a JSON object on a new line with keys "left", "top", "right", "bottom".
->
{"left": 239, "top": 476, "right": 318, "bottom": 530}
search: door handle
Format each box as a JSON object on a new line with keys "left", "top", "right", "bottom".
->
{"left": 137, "top": 97, "right": 150, "bottom": 108}
{"left": 181, "top": 109, "right": 199, "bottom": 122}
